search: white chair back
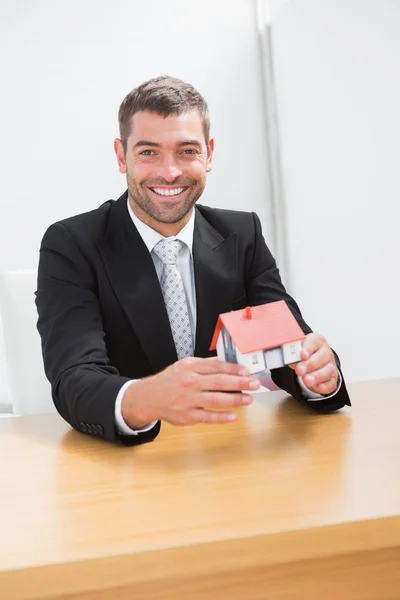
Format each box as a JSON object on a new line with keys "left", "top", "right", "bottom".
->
{"left": 0, "top": 324, "right": 12, "bottom": 414}
{"left": 0, "top": 269, "right": 54, "bottom": 415}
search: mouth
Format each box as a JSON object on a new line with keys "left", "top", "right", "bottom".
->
{"left": 148, "top": 186, "right": 189, "bottom": 199}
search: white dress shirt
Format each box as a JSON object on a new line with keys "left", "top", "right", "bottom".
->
{"left": 115, "top": 199, "right": 341, "bottom": 436}
{"left": 115, "top": 200, "right": 196, "bottom": 435}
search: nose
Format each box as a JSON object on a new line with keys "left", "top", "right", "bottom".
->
{"left": 157, "top": 155, "right": 183, "bottom": 183}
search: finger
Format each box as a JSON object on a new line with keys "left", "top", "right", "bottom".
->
{"left": 189, "top": 408, "right": 239, "bottom": 425}
{"left": 199, "top": 391, "right": 254, "bottom": 409}
{"left": 198, "top": 373, "right": 260, "bottom": 392}
{"left": 295, "top": 346, "right": 332, "bottom": 377}
{"left": 290, "top": 333, "right": 326, "bottom": 369}
{"left": 300, "top": 333, "right": 325, "bottom": 360}
{"left": 187, "top": 357, "right": 251, "bottom": 377}
{"left": 302, "top": 363, "right": 338, "bottom": 390}
{"left": 315, "top": 376, "right": 338, "bottom": 395}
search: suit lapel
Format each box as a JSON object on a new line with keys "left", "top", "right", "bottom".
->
{"left": 193, "top": 208, "right": 238, "bottom": 357}
{"left": 98, "top": 193, "right": 177, "bottom": 373}
{"left": 98, "top": 195, "right": 238, "bottom": 370}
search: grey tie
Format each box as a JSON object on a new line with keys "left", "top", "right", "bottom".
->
{"left": 153, "top": 239, "right": 193, "bottom": 360}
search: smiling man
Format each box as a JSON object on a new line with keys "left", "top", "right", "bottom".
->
{"left": 114, "top": 107, "right": 212, "bottom": 236}
{"left": 36, "top": 76, "right": 350, "bottom": 445}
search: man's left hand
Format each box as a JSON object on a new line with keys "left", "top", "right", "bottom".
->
{"left": 289, "top": 333, "right": 339, "bottom": 395}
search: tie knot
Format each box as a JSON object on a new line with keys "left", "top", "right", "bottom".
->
{"left": 153, "top": 238, "right": 185, "bottom": 265}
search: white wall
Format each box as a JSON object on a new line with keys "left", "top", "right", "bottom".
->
{"left": 2, "top": 0, "right": 397, "bottom": 404}
{"left": 271, "top": 0, "right": 400, "bottom": 382}
{"left": 0, "top": 0, "right": 272, "bottom": 405}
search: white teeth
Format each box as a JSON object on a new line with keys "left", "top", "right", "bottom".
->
{"left": 151, "top": 187, "right": 185, "bottom": 197}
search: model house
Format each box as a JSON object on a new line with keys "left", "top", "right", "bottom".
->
{"left": 209, "top": 300, "right": 306, "bottom": 374}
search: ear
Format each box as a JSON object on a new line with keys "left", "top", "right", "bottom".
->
{"left": 206, "top": 138, "right": 214, "bottom": 173}
{"left": 114, "top": 139, "right": 127, "bottom": 174}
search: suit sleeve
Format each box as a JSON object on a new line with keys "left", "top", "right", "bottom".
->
{"left": 246, "top": 212, "right": 351, "bottom": 412}
{"left": 35, "top": 222, "right": 161, "bottom": 445}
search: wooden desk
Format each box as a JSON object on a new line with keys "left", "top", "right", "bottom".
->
{"left": 0, "top": 378, "right": 399, "bottom": 599}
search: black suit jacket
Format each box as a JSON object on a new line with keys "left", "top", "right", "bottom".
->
{"left": 36, "top": 191, "right": 350, "bottom": 445}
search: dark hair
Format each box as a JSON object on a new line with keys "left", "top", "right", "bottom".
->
{"left": 118, "top": 76, "right": 210, "bottom": 151}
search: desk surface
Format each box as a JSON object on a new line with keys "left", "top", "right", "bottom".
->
{"left": 1, "top": 378, "right": 400, "bottom": 598}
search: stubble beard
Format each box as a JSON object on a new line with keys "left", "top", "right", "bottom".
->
{"left": 127, "top": 172, "right": 205, "bottom": 225}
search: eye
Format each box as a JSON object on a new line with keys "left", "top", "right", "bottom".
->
{"left": 181, "top": 148, "right": 199, "bottom": 155}
{"left": 139, "top": 150, "right": 156, "bottom": 156}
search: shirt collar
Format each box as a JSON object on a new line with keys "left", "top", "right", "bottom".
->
{"left": 127, "top": 197, "right": 195, "bottom": 254}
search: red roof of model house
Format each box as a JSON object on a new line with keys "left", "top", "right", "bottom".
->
{"left": 209, "top": 300, "right": 306, "bottom": 354}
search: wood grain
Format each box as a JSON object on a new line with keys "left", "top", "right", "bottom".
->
{"left": 0, "top": 378, "right": 399, "bottom": 599}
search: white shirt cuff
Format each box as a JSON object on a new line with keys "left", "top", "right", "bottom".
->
{"left": 297, "top": 370, "right": 342, "bottom": 401}
{"left": 115, "top": 380, "right": 158, "bottom": 435}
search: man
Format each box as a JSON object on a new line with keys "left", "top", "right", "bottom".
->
{"left": 36, "top": 76, "right": 350, "bottom": 446}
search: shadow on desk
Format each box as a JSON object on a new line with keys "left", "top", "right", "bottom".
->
{"left": 57, "top": 393, "right": 350, "bottom": 509}
{"left": 41, "top": 394, "right": 350, "bottom": 553}
{"left": 2, "top": 391, "right": 350, "bottom": 523}
{"left": 0, "top": 391, "right": 353, "bottom": 558}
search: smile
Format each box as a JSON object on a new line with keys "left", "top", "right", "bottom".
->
{"left": 149, "top": 187, "right": 188, "bottom": 197}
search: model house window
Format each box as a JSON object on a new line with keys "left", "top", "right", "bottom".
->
{"left": 252, "top": 355, "right": 258, "bottom": 365}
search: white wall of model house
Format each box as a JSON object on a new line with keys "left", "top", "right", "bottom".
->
{"left": 216, "top": 327, "right": 303, "bottom": 374}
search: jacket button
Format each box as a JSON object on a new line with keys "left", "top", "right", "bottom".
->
{"left": 97, "top": 425, "right": 104, "bottom": 435}
{"left": 80, "top": 422, "right": 87, "bottom": 433}
{"left": 86, "top": 424, "right": 92, "bottom": 434}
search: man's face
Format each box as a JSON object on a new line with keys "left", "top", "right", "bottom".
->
{"left": 115, "top": 110, "right": 214, "bottom": 234}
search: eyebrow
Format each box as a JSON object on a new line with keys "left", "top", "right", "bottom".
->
{"left": 133, "top": 140, "right": 160, "bottom": 148}
{"left": 177, "top": 140, "right": 202, "bottom": 149}
{"left": 133, "top": 139, "right": 202, "bottom": 149}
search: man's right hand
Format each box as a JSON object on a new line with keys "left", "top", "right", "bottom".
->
{"left": 121, "top": 357, "right": 260, "bottom": 428}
